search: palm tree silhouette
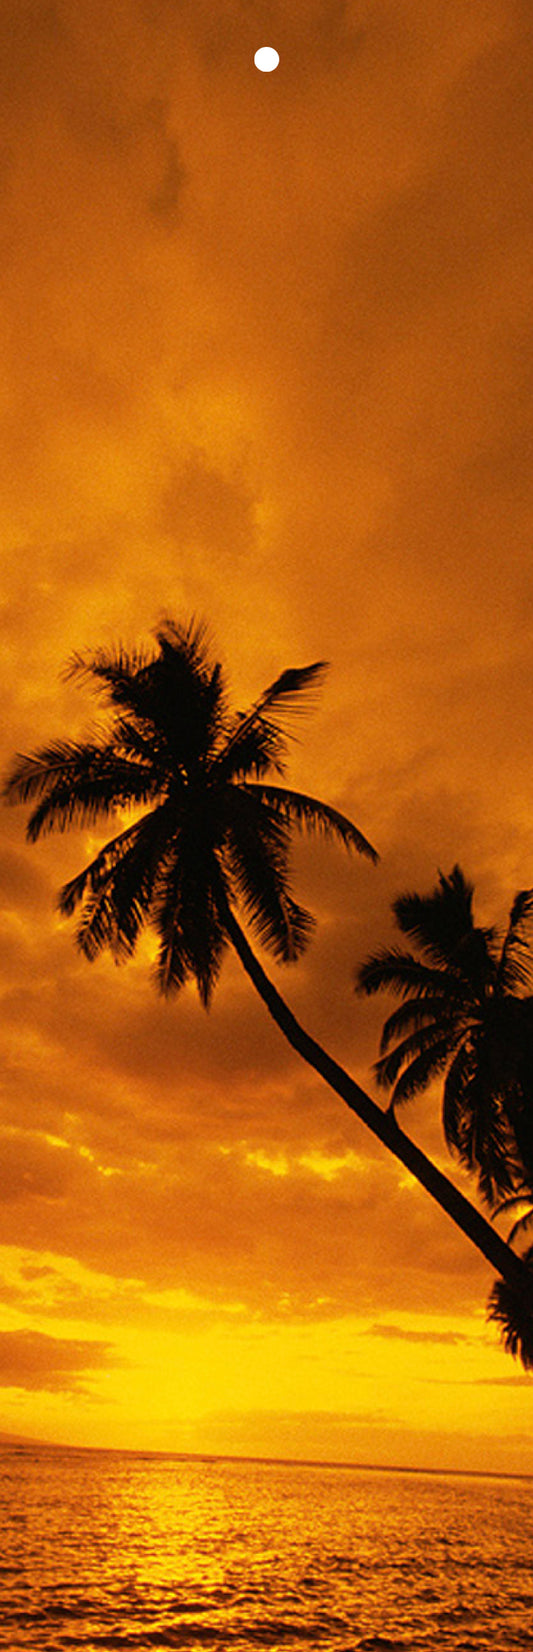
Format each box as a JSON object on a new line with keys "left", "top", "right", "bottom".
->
{"left": 356, "top": 866, "right": 533, "bottom": 1207}
{"left": 3, "top": 619, "right": 533, "bottom": 1360}
{"left": 357, "top": 866, "right": 533, "bottom": 1366}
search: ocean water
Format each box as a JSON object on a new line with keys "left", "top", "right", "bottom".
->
{"left": 1, "top": 1447, "right": 532, "bottom": 1650}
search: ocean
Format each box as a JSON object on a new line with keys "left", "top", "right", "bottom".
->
{"left": 1, "top": 1446, "right": 532, "bottom": 1650}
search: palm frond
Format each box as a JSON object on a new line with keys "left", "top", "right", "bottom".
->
{"left": 220, "top": 661, "right": 328, "bottom": 775}
{"left": 247, "top": 890, "right": 315, "bottom": 963}
{"left": 112, "top": 715, "right": 170, "bottom": 770}
{"left": 152, "top": 845, "right": 227, "bottom": 1006}
{"left": 244, "top": 784, "right": 378, "bottom": 861}
{"left": 497, "top": 890, "right": 533, "bottom": 994}
{"left": 442, "top": 1046, "right": 520, "bottom": 1203}
{"left": 58, "top": 803, "right": 171, "bottom": 916}
{"left": 392, "top": 866, "right": 498, "bottom": 983}
{"left": 67, "top": 807, "right": 172, "bottom": 962}
{"left": 441, "top": 1042, "right": 476, "bottom": 1154}
{"left": 509, "top": 889, "right": 533, "bottom": 932}
{"left": 250, "top": 661, "right": 328, "bottom": 722}
{"left": 216, "top": 721, "right": 287, "bottom": 783}
{"left": 151, "top": 857, "right": 189, "bottom": 998}
{"left": 379, "top": 996, "right": 461, "bottom": 1054}
{"left": 66, "top": 619, "right": 226, "bottom": 767}
{"left": 64, "top": 642, "right": 155, "bottom": 695}
{"left": 74, "top": 881, "right": 141, "bottom": 962}
{"left": 487, "top": 1250, "right": 533, "bottom": 1368}
{"left": 58, "top": 821, "right": 148, "bottom": 916}
{"left": 154, "top": 614, "right": 213, "bottom": 668}
{"left": 3, "top": 742, "right": 117, "bottom": 804}
{"left": 154, "top": 618, "right": 228, "bottom": 751}
{"left": 383, "top": 1040, "right": 453, "bottom": 1106}
{"left": 356, "top": 948, "right": 459, "bottom": 1000}
{"left": 375, "top": 1026, "right": 456, "bottom": 1096}
{"left": 493, "top": 1186, "right": 533, "bottom": 1218}
{"left": 505, "top": 1206, "right": 533, "bottom": 1250}
{"left": 223, "top": 790, "right": 314, "bottom": 963}
{"left": 507, "top": 1104, "right": 533, "bottom": 1194}
{"left": 3, "top": 742, "right": 156, "bottom": 840}
{"left": 393, "top": 866, "right": 473, "bottom": 948}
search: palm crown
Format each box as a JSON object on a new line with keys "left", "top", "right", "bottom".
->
{"left": 4, "top": 617, "right": 376, "bottom": 1004}
{"left": 356, "top": 866, "right": 533, "bottom": 1204}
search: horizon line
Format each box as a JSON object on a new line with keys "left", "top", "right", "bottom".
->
{"left": 1, "top": 1434, "right": 530, "bottom": 1484}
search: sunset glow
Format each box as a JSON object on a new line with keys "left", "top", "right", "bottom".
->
{"left": 1, "top": 0, "right": 533, "bottom": 1473}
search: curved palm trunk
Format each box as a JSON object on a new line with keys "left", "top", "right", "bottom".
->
{"left": 221, "top": 899, "right": 532, "bottom": 1301}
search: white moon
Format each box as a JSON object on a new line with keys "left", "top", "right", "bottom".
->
{"left": 254, "top": 47, "right": 280, "bottom": 72}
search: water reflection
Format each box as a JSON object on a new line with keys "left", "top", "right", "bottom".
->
{"left": 0, "top": 1450, "right": 531, "bottom": 1650}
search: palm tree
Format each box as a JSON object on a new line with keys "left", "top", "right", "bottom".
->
{"left": 357, "top": 866, "right": 533, "bottom": 1366}
{"left": 3, "top": 620, "right": 533, "bottom": 1360}
{"left": 355, "top": 866, "right": 533, "bottom": 1207}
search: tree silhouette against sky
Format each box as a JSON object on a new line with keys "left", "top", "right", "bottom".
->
{"left": 356, "top": 866, "right": 533, "bottom": 1207}
{"left": 4, "top": 617, "right": 533, "bottom": 1362}
{"left": 357, "top": 866, "right": 533, "bottom": 1364}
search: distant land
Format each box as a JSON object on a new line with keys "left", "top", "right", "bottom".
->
{"left": 0, "top": 1433, "right": 531, "bottom": 1481}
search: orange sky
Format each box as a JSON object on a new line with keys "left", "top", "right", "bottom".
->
{"left": 1, "top": 0, "right": 533, "bottom": 1473}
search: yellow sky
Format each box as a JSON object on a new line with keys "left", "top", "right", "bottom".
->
{"left": 1, "top": 0, "right": 533, "bottom": 1471}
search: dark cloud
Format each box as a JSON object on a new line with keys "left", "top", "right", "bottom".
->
{"left": 367, "top": 1323, "right": 467, "bottom": 1346}
{"left": 0, "top": 1111, "right": 489, "bottom": 1321}
{"left": 148, "top": 132, "right": 185, "bottom": 224}
{"left": 157, "top": 454, "right": 257, "bottom": 559}
{"left": 0, "top": 2, "right": 66, "bottom": 104}
{"left": 0, "top": 1328, "right": 116, "bottom": 1392}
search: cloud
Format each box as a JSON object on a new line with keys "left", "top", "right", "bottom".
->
{"left": 0, "top": 1328, "right": 116, "bottom": 1392}
{"left": 472, "top": 1375, "right": 533, "bottom": 1387}
{"left": 367, "top": 1322, "right": 467, "bottom": 1346}
{"left": 0, "top": 1107, "right": 490, "bottom": 1324}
